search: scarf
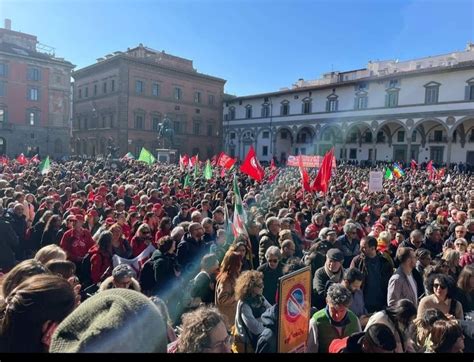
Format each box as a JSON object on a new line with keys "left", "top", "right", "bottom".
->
{"left": 324, "top": 264, "right": 343, "bottom": 283}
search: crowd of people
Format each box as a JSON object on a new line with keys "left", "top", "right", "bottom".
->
{"left": 0, "top": 156, "right": 473, "bottom": 353}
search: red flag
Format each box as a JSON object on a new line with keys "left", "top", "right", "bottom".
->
{"left": 240, "top": 146, "right": 265, "bottom": 182}
{"left": 267, "top": 169, "right": 279, "bottom": 183}
{"left": 30, "top": 154, "right": 40, "bottom": 164}
{"left": 217, "top": 152, "right": 236, "bottom": 170}
{"left": 0, "top": 156, "right": 8, "bottom": 166}
{"left": 436, "top": 168, "right": 445, "bottom": 180}
{"left": 190, "top": 155, "right": 198, "bottom": 167}
{"left": 210, "top": 155, "right": 218, "bottom": 167}
{"left": 410, "top": 159, "right": 418, "bottom": 171}
{"left": 270, "top": 158, "right": 277, "bottom": 172}
{"left": 88, "top": 191, "right": 95, "bottom": 201}
{"left": 220, "top": 167, "right": 226, "bottom": 178}
{"left": 16, "top": 153, "right": 28, "bottom": 165}
{"left": 298, "top": 155, "right": 311, "bottom": 192}
{"left": 426, "top": 160, "right": 435, "bottom": 181}
{"left": 311, "top": 148, "right": 334, "bottom": 193}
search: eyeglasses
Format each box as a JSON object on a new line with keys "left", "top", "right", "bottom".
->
{"left": 268, "top": 259, "right": 279, "bottom": 264}
{"left": 455, "top": 243, "right": 465, "bottom": 247}
{"left": 204, "top": 333, "right": 234, "bottom": 351}
{"left": 433, "top": 283, "right": 447, "bottom": 290}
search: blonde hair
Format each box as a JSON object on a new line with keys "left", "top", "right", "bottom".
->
{"left": 442, "top": 249, "right": 460, "bottom": 267}
{"left": 34, "top": 245, "right": 67, "bottom": 264}
{"left": 378, "top": 231, "right": 391, "bottom": 246}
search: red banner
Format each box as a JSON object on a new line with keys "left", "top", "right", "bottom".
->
{"left": 287, "top": 155, "right": 336, "bottom": 168}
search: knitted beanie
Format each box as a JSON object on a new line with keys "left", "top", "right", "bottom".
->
{"left": 49, "top": 288, "right": 167, "bottom": 353}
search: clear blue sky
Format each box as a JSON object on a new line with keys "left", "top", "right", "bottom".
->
{"left": 2, "top": 0, "right": 473, "bottom": 96}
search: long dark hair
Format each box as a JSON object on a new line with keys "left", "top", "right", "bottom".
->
{"left": 0, "top": 274, "right": 75, "bottom": 352}
{"left": 385, "top": 298, "right": 417, "bottom": 328}
{"left": 43, "top": 215, "right": 62, "bottom": 233}
{"left": 1, "top": 259, "right": 49, "bottom": 298}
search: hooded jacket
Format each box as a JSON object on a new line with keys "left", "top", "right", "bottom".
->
{"left": 255, "top": 304, "right": 279, "bottom": 353}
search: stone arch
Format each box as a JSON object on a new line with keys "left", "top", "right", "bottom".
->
{"left": 375, "top": 119, "right": 408, "bottom": 136}
{"left": 275, "top": 126, "right": 295, "bottom": 143}
{"left": 319, "top": 124, "right": 343, "bottom": 143}
{"left": 256, "top": 126, "right": 273, "bottom": 138}
{"left": 345, "top": 122, "right": 373, "bottom": 146}
{"left": 414, "top": 117, "right": 449, "bottom": 133}
{"left": 449, "top": 116, "right": 474, "bottom": 137}
{"left": 295, "top": 125, "right": 316, "bottom": 144}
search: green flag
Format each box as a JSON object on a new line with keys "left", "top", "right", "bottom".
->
{"left": 232, "top": 174, "right": 248, "bottom": 236}
{"left": 223, "top": 202, "right": 234, "bottom": 245}
{"left": 39, "top": 156, "right": 50, "bottom": 175}
{"left": 183, "top": 174, "right": 191, "bottom": 188}
{"left": 203, "top": 160, "right": 213, "bottom": 180}
{"left": 194, "top": 155, "right": 200, "bottom": 178}
{"left": 384, "top": 167, "right": 394, "bottom": 180}
{"left": 138, "top": 147, "right": 156, "bottom": 165}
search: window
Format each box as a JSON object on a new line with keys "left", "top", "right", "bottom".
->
{"left": 0, "top": 109, "right": 4, "bottom": 122}
{"left": 262, "top": 146, "right": 268, "bottom": 156}
{"left": 195, "top": 109, "right": 200, "bottom": 114}
{"left": 135, "top": 80, "right": 144, "bottom": 95}
{"left": 245, "top": 105, "right": 252, "bottom": 119}
{"left": 0, "top": 63, "right": 7, "bottom": 77}
{"left": 229, "top": 107, "right": 235, "bottom": 120}
{"left": 470, "top": 85, "right": 474, "bottom": 100}
{"left": 174, "top": 87, "right": 182, "bottom": 100}
{"left": 357, "top": 82, "right": 368, "bottom": 91}
{"left": 152, "top": 117, "right": 160, "bottom": 131}
{"left": 364, "top": 131, "right": 372, "bottom": 143}
{"left": 323, "top": 132, "right": 331, "bottom": 141}
{"left": 27, "top": 67, "right": 41, "bottom": 81}
{"left": 28, "top": 111, "right": 38, "bottom": 126}
{"left": 349, "top": 149, "right": 357, "bottom": 159}
{"left": 85, "top": 87, "right": 89, "bottom": 97}
{"left": 103, "top": 82, "right": 107, "bottom": 94}
{"left": 377, "top": 131, "right": 385, "bottom": 143}
{"left": 207, "top": 124, "right": 213, "bottom": 136}
{"left": 193, "top": 121, "right": 200, "bottom": 135}
{"left": 412, "top": 131, "right": 417, "bottom": 142}
{"left": 0, "top": 81, "right": 5, "bottom": 97}
{"left": 300, "top": 148, "right": 306, "bottom": 155}
{"left": 326, "top": 95, "right": 338, "bottom": 112}
{"left": 297, "top": 133, "right": 307, "bottom": 143}
{"left": 94, "top": 84, "right": 98, "bottom": 96}
{"left": 355, "top": 96, "right": 368, "bottom": 109}
{"left": 152, "top": 83, "right": 160, "bottom": 97}
{"left": 388, "top": 79, "right": 399, "bottom": 88}
{"left": 262, "top": 131, "right": 269, "bottom": 139}
{"left": 261, "top": 104, "right": 270, "bottom": 117}
{"left": 28, "top": 87, "right": 39, "bottom": 101}
{"left": 281, "top": 102, "right": 289, "bottom": 116}
{"left": 111, "top": 80, "right": 115, "bottom": 92}
{"left": 302, "top": 99, "right": 311, "bottom": 114}
{"left": 349, "top": 132, "right": 357, "bottom": 143}
{"left": 434, "top": 130, "right": 443, "bottom": 142}
{"left": 386, "top": 91, "right": 398, "bottom": 107}
{"left": 78, "top": 89, "right": 82, "bottom": 99}
{"left": 194, "top": 92, "right": 201, "bottom": 103}
{"left": 425, "top": 86, "right": 439, "bottom": 104}
{"left": 101, "top": 115, "right": 106, "bottom": 128}
{"left": 397, "top": 131, "right": 405, "bottom": 142}
{"left": 173, "top": 121, "right": 181, "bottom": 134}
{"left": 135, "top": 115, "right": 144, "bottom": 129}
{"left": 208, "top": 94, "right": 214, "bottom": 105}
{"left": 230, "top": 133, "right": 236, "bottom": 140}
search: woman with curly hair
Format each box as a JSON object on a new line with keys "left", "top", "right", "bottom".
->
{"left": 174, "top": 306, "right": 232, "bottom": 353}
{"left": 215, "top": 251, "right": 242, "bottom": 325}
{"left": 234, "top": 270, "right": 271, "bottom": 353}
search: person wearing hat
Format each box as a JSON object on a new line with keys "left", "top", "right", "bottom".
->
{"left": 49, "top": 288, "right": 166, "bottom": 352}
{"left": 84, "top": 209, "right": 101, "bottom": 237}
{"left": 307, "top": 283, "right": 361, "bottom": 353}
{"left": 99, "top": 264, "right": 141, "bottom": 292}
{"left": 329, "top": 323, "right": 397, "bottom": 353}
{"left": 172, "top": 203, "right": 191, "bottom": 227}
{"left": 350, "top": 236, "right": 393, "bottom": 313}
{"left": 313, "top": 248, "right": 345, "bottom": 310}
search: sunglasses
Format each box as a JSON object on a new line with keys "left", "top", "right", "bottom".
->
{"left": 433, "top": 283, "right": 447, "bottom": 290}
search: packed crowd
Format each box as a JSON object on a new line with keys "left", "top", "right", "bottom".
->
{"left": 0, "top": 157, "right": 473, "bottom": 353}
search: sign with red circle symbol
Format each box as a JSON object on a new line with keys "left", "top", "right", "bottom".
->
{"left": 284, "top": 284, "right": 306, "bottom": 323}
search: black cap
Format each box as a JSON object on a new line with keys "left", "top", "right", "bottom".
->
{"left": 365, "top": 323, "right": 397, "bottom": 351}
{"left": 326, "top": 248, "right": 344, "bottom": 262}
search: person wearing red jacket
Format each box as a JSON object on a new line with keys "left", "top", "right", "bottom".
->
{"left": 130, "top": 224, "right": 155, "bottom": 257}
{"left": 89, "top": 230, "right": 113, "bottom": 284}
{"left": 59, "top": 214, "right": 95, "bottom": 268}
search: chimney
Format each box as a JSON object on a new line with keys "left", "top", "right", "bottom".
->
{"left": 5, "top": 19, "right": 11, "bottom": 30}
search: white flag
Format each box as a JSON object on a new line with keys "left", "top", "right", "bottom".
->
{"left": 112, "top": 243, "right": 156, "bottom": 277}
{"left": 446, "top": 174, "right": 451, "bottom": 183}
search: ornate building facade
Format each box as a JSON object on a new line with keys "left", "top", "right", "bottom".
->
{"left": 223, "top": 43, "right": 474, "bottom": 166}
{"left": 0, "top": 19, "right": 74, "bottom": 158}
{"left": 72, "top": 44, "right": 226, "bottom": 159}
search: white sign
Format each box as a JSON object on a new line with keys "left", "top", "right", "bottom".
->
{"left": 368, "top": 171, "right": 383, "bottom": 192}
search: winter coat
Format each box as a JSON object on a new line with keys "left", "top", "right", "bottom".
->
{"left": 88, "top": 244, "right": 113, "bottom": 284}
{"left": 60, "top": 228, "right": 95, "bottom": 263}
{"left": 258, "top": 229, "right": 279, "bottom": 266}
{"left": 41, "top": 227, "right": 61, "bottom": 247}
{"left": 255, "top": 304, "right": 279, "bottom": 353}
{"left": 215, "top": 276, "right": 238, "bottom": 325}
{"left": 257, "top": 263, "right": 283, "bottom": 305}
{"left": 176, "top": 236, "right": 208, "bottom": 275}
{"left": 151, "top": 250, "right": 180, "bottom": 296}
{"left": 0, "top": 219, "right": 19, "bottom": 270}
{"left": 99, "top": 276, "right": 141, "bottom": 292}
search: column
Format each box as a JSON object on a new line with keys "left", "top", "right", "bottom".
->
{"left": 446, "top": 139, "right": 452, "bottom": 166}
{"left": 406, "top": 138, "right": 412, "bottom": 165}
